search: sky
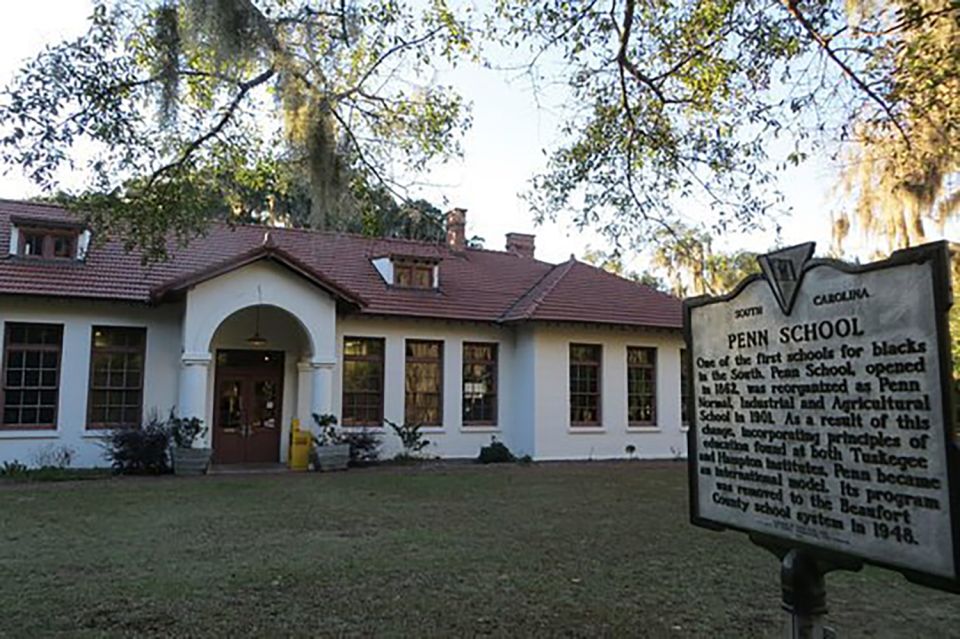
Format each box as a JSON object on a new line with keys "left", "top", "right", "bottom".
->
{"left": 0, "top": 1, "right": 945, "bottom": 273}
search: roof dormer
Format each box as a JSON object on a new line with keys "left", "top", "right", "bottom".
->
{"left": 9, "top": 216, "right": 89, "bottom": 261}
{"left": 372, "top": 253, "right": 441, "bottom": 289}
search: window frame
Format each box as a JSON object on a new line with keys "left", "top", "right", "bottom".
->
{"left": 627, "top": 346, "right": 657, "bottom": 427}
{"left": 1, "top": 322, "right": 63, "bottom": 430}
{"left": 392, "top": 260, "right": 435, "bottom": 289}
{"left": 569, "top": 343, "right": 603, "bottom": 427}
{"left": 341, "top": 336, "right": 386, "bottom": 428}
{"left": 462, "top": 342, "right": 498, "bottom": 427}
{"left": 17, "top": 227, "right": 78, "bottom": 260}
{"left": 86, "top": 326, "right": 147, "bottom": 430}
{"left": 404, "top": 339, "right": 444, "bottom": 426}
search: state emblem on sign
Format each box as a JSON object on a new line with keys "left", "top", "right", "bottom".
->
{"left": 757, "top": 242, "right": 815, "bottom": 315}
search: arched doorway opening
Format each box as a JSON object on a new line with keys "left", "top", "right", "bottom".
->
{"left": 208, "top": 305, "right": 311, "bottom": 464}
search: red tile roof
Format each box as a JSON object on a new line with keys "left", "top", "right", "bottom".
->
{"left": 0, "top": 199, "right": 681, "bottom": 328}
{"left": 502, "top": 259, "right": 683, "bottom": 328}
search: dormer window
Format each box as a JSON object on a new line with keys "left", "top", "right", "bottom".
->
{"left": 10, "top": 217, "right": 88, "bottom": 261}
{"left": 395, "top": 261, "right": 434, "bottom": 289}
{"left": 371, "top": 253, "right": 441, "bottom": 289}
{"left": 18, "top": 228, "right": 79, "bottom": 259}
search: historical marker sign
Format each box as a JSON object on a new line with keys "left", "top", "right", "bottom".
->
{"left": 685, "top": 241, "right": 960, "bottom": 592}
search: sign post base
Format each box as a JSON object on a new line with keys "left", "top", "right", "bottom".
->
{"left": 751, "top": 536, "right": 862, "bottom": 638}
{"left": 781, "top": 549, "right": 831, "bottom": 639}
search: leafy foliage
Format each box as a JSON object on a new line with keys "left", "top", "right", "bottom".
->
{"left": 386, "top": 419, "right": 430, "bottom": 456}
{"left": 99, "top": 416, "right": 171, "bottom": 475}
{"left": 477, "top": 437, "right": 515, "bottom": 464}
{"left": 493, "top": 0, "right": 807, "bottom": 248}
{"left": 493, "top": 1, "right": 959, "bottom": 253}
{"left": 0, "top": 460, "right": 29, "bottom": 477}
{"left": 948, "top": 246, "right": 960, "bottom": 381}
{"left": 311, "top": 412, "right": 382, "bottom": 464}
{"left": 169, "top": 412, "right": 206, "bottom": 448}
{"left": 649, "top": 225, "right": 760, "bottom": 297}
{"left": 311, "top": 412, "right": 343, "bottom": 447}
{"left": 834, "top": 1, "right": 960, "bottom": 252}
{"left": 340, "top": 428, "right": 382, "bottom": 466}
{"left": 0, "top": 1, "right": 474, "bottom": 259}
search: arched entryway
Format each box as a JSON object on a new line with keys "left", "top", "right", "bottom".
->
{"left": 175, "top": 258, "right": 340, "bottom": 464}
{"left": 208, "top": 306, "right": 309, "bottom": 464}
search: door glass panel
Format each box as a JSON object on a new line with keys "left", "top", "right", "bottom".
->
{"left": 218, "top": 380, "right": 243, "bottom": 430}
{"left": 253, "top": 380, "right": 278, "bottom": 429}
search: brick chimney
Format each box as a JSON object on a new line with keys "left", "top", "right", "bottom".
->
{"left": 446, "top": 208, "right": 466, "bottom": 252}
{"left": 505, "top": 232, "right": 535, "bottom": 258}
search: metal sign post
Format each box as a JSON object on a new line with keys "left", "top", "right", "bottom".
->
{"left": 685, "top": 241, "right": 960, "bottom": 635}
{"left": 780, "top": 550, "right": 830, "bottom": 639}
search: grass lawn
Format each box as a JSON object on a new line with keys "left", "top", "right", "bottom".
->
{"left": 2, "top": 462, "right": 958, "bottom": 638}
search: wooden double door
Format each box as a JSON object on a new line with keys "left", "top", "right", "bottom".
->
{"left": 213, "top": 350, "right": 284, "bottom": 464}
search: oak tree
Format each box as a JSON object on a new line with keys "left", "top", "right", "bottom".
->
{"left": 0, "top": 0, "right": 473, "bottom": 258}
{"left": 494, "top": 0, "right": 958, "bottom": 253}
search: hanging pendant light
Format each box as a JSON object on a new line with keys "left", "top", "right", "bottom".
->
{"left": 246, "top": 285, "right": 268, "bottom": 347}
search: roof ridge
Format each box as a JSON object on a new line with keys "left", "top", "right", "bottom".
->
{"left": 0, "top": 199, "right": 560, "bottom": 265}
{"left": 462, "top": 245, "right": 554, "bottom": 263}
{"left": 500, "top": 257, "right": 577, "bottom": 321}
{"left": 220, "top": 220, "right": 452, "bottom": 249}
{"left": 202, "top": 220, "right": 560, "bottom": 263}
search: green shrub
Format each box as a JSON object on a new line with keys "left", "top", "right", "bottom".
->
{"left": 0, "top": 460, "right": 28, "bottom": 477}
{"left": 311, "top": 413, "right": 342, "bottom": 446}
{"left": 478, "top": 438, "right": 515, "bottom": 464}
{"left": 99, "top": 415, "right": 170, "bottom": 475}
{"left": 386, "top": 419, "right": 430, "bottom": 456}
{"left": 169, "top": 412, "right": 206, "bottom": 448}
{"left": 341, "top": 428, "right": 382, "bottom": 465}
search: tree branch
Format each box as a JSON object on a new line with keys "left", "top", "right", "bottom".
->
{"left": 328, "top": 105, "right": 407, "bottom": 203}
{"left": 615, "top": 0, "right": 694, "bottom": 106}
{"left": 145, "top": 66, "right": 276, "bottom": 188}
{"left": 783, "top": 0, "right": 910, "bottom": 146}
{"left": 350, "top": 26, "right": 445, "bottom": 96}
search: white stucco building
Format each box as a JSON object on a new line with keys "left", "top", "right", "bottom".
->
{"left": 0, "top": 200, "right": 688, "bottom": 467}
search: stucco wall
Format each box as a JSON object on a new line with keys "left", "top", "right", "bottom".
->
{"left": 510, "top": 325, "right": 537, "bottom": 457}
{"left": 180, "top": 259, "right": 339, "bottom": 458}
{"left": 330, "top": 319, "right": 687, "bottom": 462}
{"left": 529, "top": 324, "right": 687, "bottom": 461}
{"left": 183, "top": 260, "right": 337, "bottom": 362}
{"left": 0, "top": 280, "right": 687, "bottom": 468}
{"left": 0, "top": 297, "right": 182, "bottom": 467}
{"left": 333, "top": 316, "right": 522, "bottom": 460}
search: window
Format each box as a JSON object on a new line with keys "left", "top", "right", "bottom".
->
{"left": 22, "top": 231, "right": 45, "bottom": 256}
{"left": 52, "top": 234, "right": 74, "bottom": 258}
{"left": 341, "top": 337, "right": 385, "bottom": 427}
{"left": 569, "top": 344, "right": 602, "bottom": 426}
{"left": 2, "top": 323, "right": 62, "bottom": 429}
{"left": 463, "top": 342, "right": 497, "bottom": 425}
{"left": 394, "top": 261, "right": 435, "bottom": 289}
{"left": 627, "top": 347, "right": 657, "bottom": 426}
{"left": 681, "top": 348, "right": 691, "bottom": 426}
{"left": 88, "top": 327, "right": 146, "bottom": 429}
{"left": 17, "top": 228, "right": 78, "bottom": 259}
{"left": 405, "top": 340, "right": 443, "bottom": 425}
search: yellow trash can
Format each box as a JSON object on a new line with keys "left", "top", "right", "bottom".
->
{"left": 288, "top": 418, "right": 312, "bottom": 471}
